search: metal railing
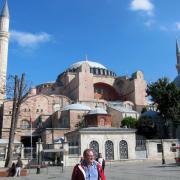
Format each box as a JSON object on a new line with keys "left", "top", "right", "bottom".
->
{"left": 68, "top": 146, "right": 80, "bottom": 155}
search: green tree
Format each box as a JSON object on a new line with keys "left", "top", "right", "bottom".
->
{"left": 147, "top": 77, "right": 180, "bottom": 138}
{"left": 136, "top": 115, "right": 157, "bottom": 139}
{"left": 121, "top": 116, "right": 137, "bottom": 128}
{"left": 75, "top": 119, "right": 85, "bottom": 129}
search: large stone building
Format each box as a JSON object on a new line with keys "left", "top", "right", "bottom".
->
{"left": 0, "top": 0, "right": 148, "bottom": 159}
{"left": 1, "top": 60, "right": 147, "bottom": 152}
{"left": 37, "top": 61, "right": 147, "bottom": 112}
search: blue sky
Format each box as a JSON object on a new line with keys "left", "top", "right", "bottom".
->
{"left": 5, "top": 0, "right": 180, "bottom": 85}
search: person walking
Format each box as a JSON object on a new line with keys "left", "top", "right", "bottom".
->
{"left": 71, "top": 149, "right": 106, "bottom": 180}
{"left": 14, "top": 157, "right": 23, "bottom": 177}
{"left": 97, "top": 153, "right": 105, "bottom": 171}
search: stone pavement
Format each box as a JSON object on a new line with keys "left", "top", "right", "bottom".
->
{"left": 4, "top": 160, "right": 180, "bottom": 180}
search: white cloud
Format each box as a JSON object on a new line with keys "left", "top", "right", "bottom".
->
{"left": 10, "top": 30, "right": 51, "bottom": 48}
{"left": 130, "top": 0, "right": 154, "bottom": 16}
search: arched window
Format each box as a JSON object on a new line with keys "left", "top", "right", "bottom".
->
{"left": 21, "top": 120, "right": 30, "bottom": 129}
{"left": 89, "top": 140, "right": 99, "bottom": 158}
{"left": 105, "top": 140, "right": 114, "bottom": 160}
{"left": 119, "top": 140, "right": 128, "bottom": 159}
{"left": 99, "top": 118, "right": 105, "bottom": 126}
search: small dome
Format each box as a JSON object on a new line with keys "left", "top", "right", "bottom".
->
{"left": 88, "top": 107, "right": 107, "bottom": 115}
{"left": 62, "top": 103, "right": 91, "bottom": 111}
{"left": 69, "top": 60, "right": 107, "bottom": 70}
{"left": 141, "top": 110, "right": 159, "bottom": 117}
{"left": 174, "top": 75, "right": 180, "bottom": 87}
{"left": 140, "top": 110, "right": 162, "bottom": 123}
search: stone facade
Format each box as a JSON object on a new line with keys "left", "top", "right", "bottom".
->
{"left": 1, "top": 92, "right": 71, "bottom": 144}
{"left": 84, "top": 114, "right": 112, "bottom": 127}
{"left": 38, "top": 61, "right": 147, "bottom": 112}
{"left": 146, "top": 139, "right": 178, "bottom": 160}
{"left": 65, "top": 127, "right": 136, "bottom": 160}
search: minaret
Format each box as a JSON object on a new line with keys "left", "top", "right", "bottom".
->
{"left": 0, "top": 0, "right": 9, "bottom": 105}
{"left": 176, "top": 38, "right": 180, "bottom": 75}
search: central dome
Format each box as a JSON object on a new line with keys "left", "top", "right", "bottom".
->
{"left": 69, "top": 60, "right": 107, "bottom": 70}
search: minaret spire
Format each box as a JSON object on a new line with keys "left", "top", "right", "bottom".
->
{"left": 0, "top": 0, "right": 9, "bottom": 18}
{"left": 176, "top": 38, "right": 180, "bottom": 75}
{"left": 0, "top": 0, "right": 10, "bottom": 104}
{"left": 176, "top": 37, "right": 180, "bottom": 55}
{"left": 85, "top": 54, "right": 88, "bottom": 61}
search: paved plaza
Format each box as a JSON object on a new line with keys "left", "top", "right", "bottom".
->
{"left": 4, "top": 160, "right": 180, "bottom": 180}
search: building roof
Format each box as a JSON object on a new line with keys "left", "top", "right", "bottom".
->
{"left": 65, "top": 127, "right": 136, "bottom": 136}
{"left": 79, "top": 127, "right": 136, "bottom": 132}
{"left": 88, "top": 107, "right": 107, "bottom": 115}
{"left": 141, "top": 110, "right": 159, "bottom": 117}
{"left": 69, "top": 60, "right": 107, "bottom": 70}
{"left": 109, "top": 105, "right": 138, "bottom": 113}
{"left": 62, "top": 103, "right": 91, "bottom": 111}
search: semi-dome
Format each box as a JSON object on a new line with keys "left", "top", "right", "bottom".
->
{"left": 69, "top": 60, "right": 107, "bottom": 70}
{"left": 88, "top": 107, "right": 107, "bottom": 115}
{"left": 174, "top": 75, "right": 180, "bottom": 87}
{"left": 62, "top": 103, "right": 91, "bottom": 111}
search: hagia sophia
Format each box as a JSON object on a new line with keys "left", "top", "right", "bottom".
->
{"left": 0, "top": 0, "right": 178, "bottom": 164}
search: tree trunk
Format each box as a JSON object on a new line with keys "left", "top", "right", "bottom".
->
{"left": 5, "top": 74, "right": 25, "bottom": 167}
{"left": 5, "top": 75, "right": 18, "bottom": 167}
{"left": 14, "top": 74, "right": 25, "bottom": 130}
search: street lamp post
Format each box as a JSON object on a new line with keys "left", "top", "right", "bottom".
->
{"left": 36, "top": 138, "right": 41, "bottom": 174}
{"left": 61, "top": 139, "right": 65, "bottom": 173}
{"left": 161, "top": 138, "right": 166, "bottom": 164}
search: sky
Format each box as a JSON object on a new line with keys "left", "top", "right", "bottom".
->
{"left": 4, "top": 0, "right": 180, "bottom": 86}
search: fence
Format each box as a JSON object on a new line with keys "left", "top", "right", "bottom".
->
{"left": 68, "top": 146, "right": 80, "bottom": 155}
{"left": 23, "top": 147, "right": 36, "bottom": 159}
{"left": 136, "top": 139, "right": 146, "bottom": 151}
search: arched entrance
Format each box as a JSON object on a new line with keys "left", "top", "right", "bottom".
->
{"left": 89, "top": 141, "right": 99, "bottom": 158}
{"left": 105, "top": 140, "right": 114, "bottom": 160}
{"left": 119, "top": 140, "right": 128, "bottom": 159}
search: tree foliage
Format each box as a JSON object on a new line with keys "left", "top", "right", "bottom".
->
{"left": 75, "top": 119, "right": 85, "bottom": 129}
{"left": 121, "top": 116, "right": 137, "bottom": 128}
{"left": 136, "top": 115, "right": 158, "bottom": 139}
{"left": 147, "top": 77, "right": 180, "bottom": 124}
